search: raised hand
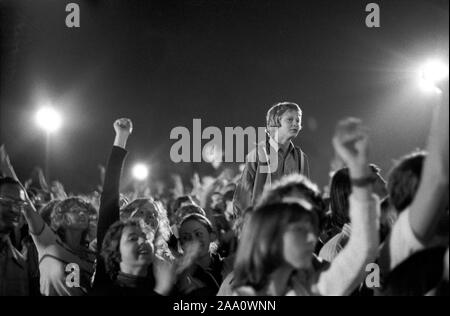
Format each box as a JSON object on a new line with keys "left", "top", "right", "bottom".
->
{"left": 332, "top": 117, "right": 370, "bottom": 178}
{"left": 50, "top": 181, "right": 68, "bottom": 200}
{"left": 113, "top": 118, "right": 133, "bottom": 136}
{"left": 35, "top": 167, "right": 49, "bottom": 191}
{"left": 113, "top": 118, "right": 133, "bottom": 149}
{"left": 0, "top": 145, "right": 19, "bottom": 181}
{"left": 153, "top": 257, "right": 177, "bottom": 296}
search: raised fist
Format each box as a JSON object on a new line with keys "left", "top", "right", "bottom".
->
{"left": 113, "top": 118, "right": 133, "bottom": 136}
{"left": 332, "top": 117, "right": 369, "bottom": 170}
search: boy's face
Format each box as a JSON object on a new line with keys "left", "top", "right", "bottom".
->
{"left": 276, "top": 110, "right": 302, "bottom": 142}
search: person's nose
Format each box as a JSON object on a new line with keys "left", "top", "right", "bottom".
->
{"left": 138, "top": 236, "right": 146, "bottom": 245}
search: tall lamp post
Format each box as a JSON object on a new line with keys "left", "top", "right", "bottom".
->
{"left": 35, "top": 107, "right": 62, "bottom": 181}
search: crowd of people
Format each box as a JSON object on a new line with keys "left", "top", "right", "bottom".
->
{"left": 0, "top": 83, "right": 448, "bottom": 296}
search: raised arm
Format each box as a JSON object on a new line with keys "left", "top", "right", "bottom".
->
{"left": 318, "top": 118, "right": 379, "bottom": 296}
{"left": 0, "top": 145, "right": 19, "bottom": 182}
{"left": 409, "top": 83, "right": 449, "bottom": 243}
{"left": 97, "top": 118, "right": 133, "bottom": 249}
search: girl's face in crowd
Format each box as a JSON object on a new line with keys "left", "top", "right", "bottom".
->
{"left": 282, "top": 219, "right": 317, "bottom": 270}
{"left": 126, "top": 205, "right": 159, "bottom": 232}
{"left": 63, "top": 205, "right": 90, "bottom": 231}
{"left": 119, "top": 225, "right": 154, "bottom": 269}
{"left": 179, "top": 220, "right": 212, "bottom": 257}
{"left": 277, "top": 110, "right": 302, "bottom": 141}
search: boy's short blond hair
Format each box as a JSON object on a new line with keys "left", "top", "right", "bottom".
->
{"left": 266, "top": 102, "right": 302, "bottom": 132}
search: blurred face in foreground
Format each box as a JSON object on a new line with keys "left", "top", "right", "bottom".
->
{"left": 282, "top": 218, "right": 317, "bottom": 270}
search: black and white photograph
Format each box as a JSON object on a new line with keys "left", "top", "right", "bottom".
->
{"left": 0, "top": 0, "right": 448, "bottom": 301}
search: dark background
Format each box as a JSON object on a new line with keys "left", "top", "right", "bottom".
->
{"left": 1, "top": 0, "right": 448, "bottom": 193}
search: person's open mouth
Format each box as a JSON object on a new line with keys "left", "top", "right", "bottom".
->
{"left": 137, "top": 245, "right": 151, "bottom": 255}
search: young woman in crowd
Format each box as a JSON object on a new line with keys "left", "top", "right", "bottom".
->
{"left": 174, "top": 213, "right": 224, "bottom": 296}
{"left": 4, "top": 141, "right": 99, "bottom": 296}
{"left": 21, "top": 195, "right": 97, "bottom": 295}
{"left": 120, "top": 198, "right": 173, "bottom": 261}
{"left": 3, "top": 138, "right": 98, "bottom": 296}
{"left": 232, "top": 117, "right": 380, "bottom": 296}
{"left": 91, "top": 118, "right": 176, "bottom": 295}
{"left": 318, "top": 164, "right": 387, "bottom": 262}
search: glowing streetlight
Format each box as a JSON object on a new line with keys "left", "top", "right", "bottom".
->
{"left": 35, "top": 106, "right": 62, "bottom": 180}
{"left": 132, "top": 163, "right": 149, "bottom": 181}
{"left": 418, "top": 59, "right": 449, "bottom": 94}
{"left": 35, "top": 107, "right": 62, "bottom": 133}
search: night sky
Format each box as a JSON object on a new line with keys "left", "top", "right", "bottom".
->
{"left": 1, "top": 0, "right": 448, "bottom": 193}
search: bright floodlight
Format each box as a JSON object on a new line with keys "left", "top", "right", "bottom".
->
{"left": 132, "top": 163, "right": 149, "bottom": 181}
{"left": 419, "top": 60, "right": 449, "bottom": 93}
{"left": 36, "top": 107, "right": 62, "bottom": 133}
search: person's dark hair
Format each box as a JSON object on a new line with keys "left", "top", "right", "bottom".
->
{"left": 175, "top": 204, "right": 206, "bottom": 226}
{"left": 180, "top": 213, "right": 214, "bottom": 234}
{"left": 233, "top": 202, "right": 319, "bottom": 292}
{"left": 223, "top": 190, "right": 235, "bottom": 203}
{"left": 101, "top": 219, "right": 143, "bottom": 280}
{"left": 172, "top": 195, "right": 196, "bottom": 213}
{"left": 387, "top": 151, "right": 426, "bottom": 213}
{"left": 379, "top": 197, "right": 396, "bottom": 244}
{"left": 232, "top": 206, "right": 253, "bottom": 239}
{"left": 330, "top": 164, "right": 381, "bottom": 229}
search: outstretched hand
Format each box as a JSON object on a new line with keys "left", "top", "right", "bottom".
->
{"left": 153, "top": 257, "right": 177, "bottom": 296}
